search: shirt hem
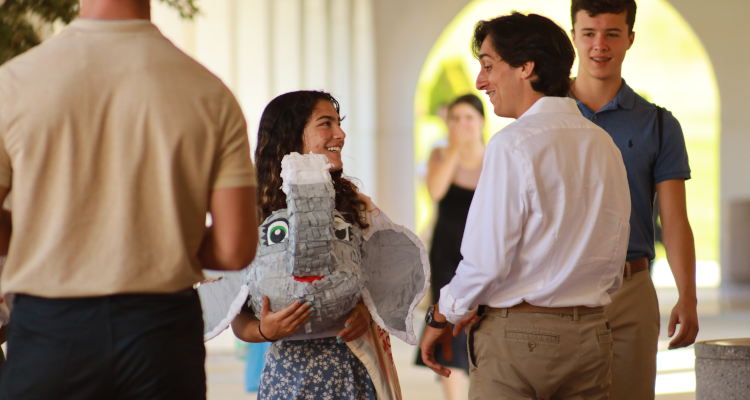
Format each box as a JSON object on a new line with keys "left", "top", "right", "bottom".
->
{"left": 1, "top": 282, "right": 201, "bottom": 298}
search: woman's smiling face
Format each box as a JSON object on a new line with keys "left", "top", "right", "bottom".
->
{"left": 302, "top": 100, "right": 346, "bottom": 171}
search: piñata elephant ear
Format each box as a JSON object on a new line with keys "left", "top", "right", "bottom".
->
{"left": 360, "top": 222, "right": 430, "bottom": 345}
{"left": 197, "top": 269, "right": 250, "bottom": 342}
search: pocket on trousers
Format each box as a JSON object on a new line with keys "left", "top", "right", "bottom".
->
{"left": 504, "top": 326, "right": 560, "bottom": 357}
{"left": 595, "top": 324, "right": 614, "bottom": 359}
{"left": 467, "top": 315, "right": 486, "bottom": 370}
{"left": 597, "top": 331, "right": 613, "bottom": 344}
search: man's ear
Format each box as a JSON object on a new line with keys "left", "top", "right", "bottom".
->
{"left": 570, "top": 29, "right": 576, "bottom": 40}
{"left": 628, "top": 31, "right": 635, "bottom": 49}
{"left": 520, "top": 61, "right": 535, "bottom": 80}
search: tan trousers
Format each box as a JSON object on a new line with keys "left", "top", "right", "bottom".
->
{"left": 467, "top": 308, "right": 613, "bottom": 400}
{"left": 605, "top": 269, "right": 660, "bottom": 400}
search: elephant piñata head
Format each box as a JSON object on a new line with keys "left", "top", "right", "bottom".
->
{"left": 198, "top": 153, "right": 429, "bottom": 344}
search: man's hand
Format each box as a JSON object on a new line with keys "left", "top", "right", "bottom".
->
{"left": 420, "top": 324, "right": 454, "bottom": 378}
{"left": 420, "top": 304, "right": 454, "bottom": 378}
{"left": 668, "top": 298, "right": 699, "bottom": 349}
{"left": 336, "top": 302, "right": 371, "bottom": 343}
{"left": 453, "top": 308, "right": 479, "bottom": 337}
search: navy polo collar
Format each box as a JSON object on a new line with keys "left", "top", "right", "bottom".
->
{"left": 569, "top": 78, "right": 636, "bottom": 113}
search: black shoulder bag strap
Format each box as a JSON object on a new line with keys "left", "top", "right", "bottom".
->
{"left": 652, "top": 106, "right": 665, "bottom": 215}
{"left": 656, "top": 106, "right": 664, "bottom": 156}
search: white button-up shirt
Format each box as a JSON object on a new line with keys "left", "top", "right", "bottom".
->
{"left": 439, "top": 97, "right": 631, "bottom": 324}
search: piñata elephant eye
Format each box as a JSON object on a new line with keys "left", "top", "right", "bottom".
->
{"left": 267, "top": 219, "right": 289, "bottom": 244}
{"left": 333, "top": 215, "right": 351, "bottom": 242}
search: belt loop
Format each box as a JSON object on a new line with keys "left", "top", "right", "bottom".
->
{"left": 625, "top": 262, "right": 632, "bottom": 281}
{"left": 573, "top": 307, "right": 579, "bottom": 321}
{"left": 501, "top": 308, "right": 508, "bottom": 318}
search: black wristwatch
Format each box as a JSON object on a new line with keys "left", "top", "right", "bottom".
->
{"left": 425, "top": 305, "right": 448, "bottom": 329}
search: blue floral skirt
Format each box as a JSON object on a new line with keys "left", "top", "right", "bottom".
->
{"left": 258, "top": 337, "right": 377, "bottom": 400}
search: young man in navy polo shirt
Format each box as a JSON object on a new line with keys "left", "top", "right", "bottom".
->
{"left": 569, "top": 0, "right": 699, "bottom": 398}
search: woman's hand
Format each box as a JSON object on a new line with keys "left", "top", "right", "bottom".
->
{"left": 258, "top": 295, "right": 312, "bottom": 341}
{"left": 447, "top": 119, "right": 475, "bottom": 153}
{"left": 336, "top": 302, "right": 371, "bottom": 343}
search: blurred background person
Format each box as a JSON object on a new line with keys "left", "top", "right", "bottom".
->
{"left": 415, "top": 94, "right": 485, "bottom": 400}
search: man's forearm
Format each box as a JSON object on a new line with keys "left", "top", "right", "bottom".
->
{"left": 662, "top": 218, "right": 697, "bottom": 301}
{"left": 433, "top": 303, "right": 448, "bottom": 323}
{"left": 197, "top": 226, "right": 221, "bottom": 270}
{"left": 656, "top": 179, "right": 697, "bottom": 301}
{"left": 198, "top": 224, "right": 257, "bottom": 271}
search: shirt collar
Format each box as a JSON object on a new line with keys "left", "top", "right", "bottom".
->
{"left": 68, "top": 18, "right": 158, "bottom": 33}
{"left": 518, "top": 97, "right": 581, "bottom": 119}
{"left": 613, "top": 79, "right": 636, "bottom": 110}
{"left": 568, "top": 79, "right": 636, "bottom": 113}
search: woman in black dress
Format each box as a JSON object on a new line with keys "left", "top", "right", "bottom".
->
{"left": 416, "top": 94, "right": 485, "bottom": 400}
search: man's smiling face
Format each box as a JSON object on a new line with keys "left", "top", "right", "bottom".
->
{"left": 474, "top": 36, "right": 526, "bottom": 119}
{"left": 572, "top": 10, "right": 634, "bottom": 82}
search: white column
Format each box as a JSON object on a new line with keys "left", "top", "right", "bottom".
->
{"left": 349, "top": 0, "right": 377, "bottom": 198}
{"left": 236, "top": 0, "right": 273, "bottom": 153}
{"left": 180, "top": 19, "right": 197, "bottom": 58}
{"left": 329, "top": 0, "right": 353, "bottom": 179}
{"left": 150, "top": 2, "right": 196, "bottom": 58}
{"left": 150, "top": 2, "right": 183, "bottom": 46}
{"left": 194, "top": 0, "right": 235, "bottom": 89}
{"left": 329, "top": 0, "right": 351, "bottom": 106}
{"left": 303, "top": 0, "right": 329, "bottom": 91}
{"left": 272, "top": 0, "right": 302, "bottom": 96}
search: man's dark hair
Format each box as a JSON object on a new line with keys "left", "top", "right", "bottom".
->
{"left": 471, "top": 12, "right": 576, "bottom": 97}
{"left": 571, "top": 0, "right": 637, "bottom": 33}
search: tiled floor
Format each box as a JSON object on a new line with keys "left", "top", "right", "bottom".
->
{"left": 206, "top": 284, "right": 750, "bottom": 400}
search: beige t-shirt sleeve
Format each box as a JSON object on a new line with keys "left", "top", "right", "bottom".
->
{"left": 213, "top": 90, "right": 256, "bottom": 189}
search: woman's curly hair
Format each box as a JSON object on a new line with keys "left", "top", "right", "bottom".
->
{"left": 255, "top": 91, "right": 369, "bottom": 230}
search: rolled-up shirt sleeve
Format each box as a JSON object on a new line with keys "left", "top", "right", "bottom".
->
{"left": 439, "top": 141, "right": 528, "bottom": 324}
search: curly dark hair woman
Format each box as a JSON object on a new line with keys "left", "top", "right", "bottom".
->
{"left": 254, "top": 90, "right": 369, "bottom": 229}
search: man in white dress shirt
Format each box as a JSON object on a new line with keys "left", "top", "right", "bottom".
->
{"left": 419, "top": 12, "right": 631, "bottom": 399}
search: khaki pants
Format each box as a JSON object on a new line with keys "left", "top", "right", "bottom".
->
{"left": 468, "top": 308, "right": 613, "bottom": 400}
{"left": 605, "top": 270, "right": 660, "bottom": 400}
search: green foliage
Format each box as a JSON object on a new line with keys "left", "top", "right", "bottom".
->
{"left": 428, "top": 59, "right": 474, "bottom": 116}
{"left": 0, "top": 0, "right": 78, "bottom": 64}
{"left": 159, "top": 0, "right": 198, "bottom": 19}
{"left": 0, "top": 0, "right": 199, "bottom": 65}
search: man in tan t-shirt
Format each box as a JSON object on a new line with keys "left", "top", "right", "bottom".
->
{"left": 0, "top": 1, "right": 257, "bottom": 399}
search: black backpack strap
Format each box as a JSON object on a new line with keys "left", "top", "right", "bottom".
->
{"left": 656, "top": 106, "right": 664, "bottom": 156}
{"left": 652, "top": 106, "right": 665, "bottom": 211}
